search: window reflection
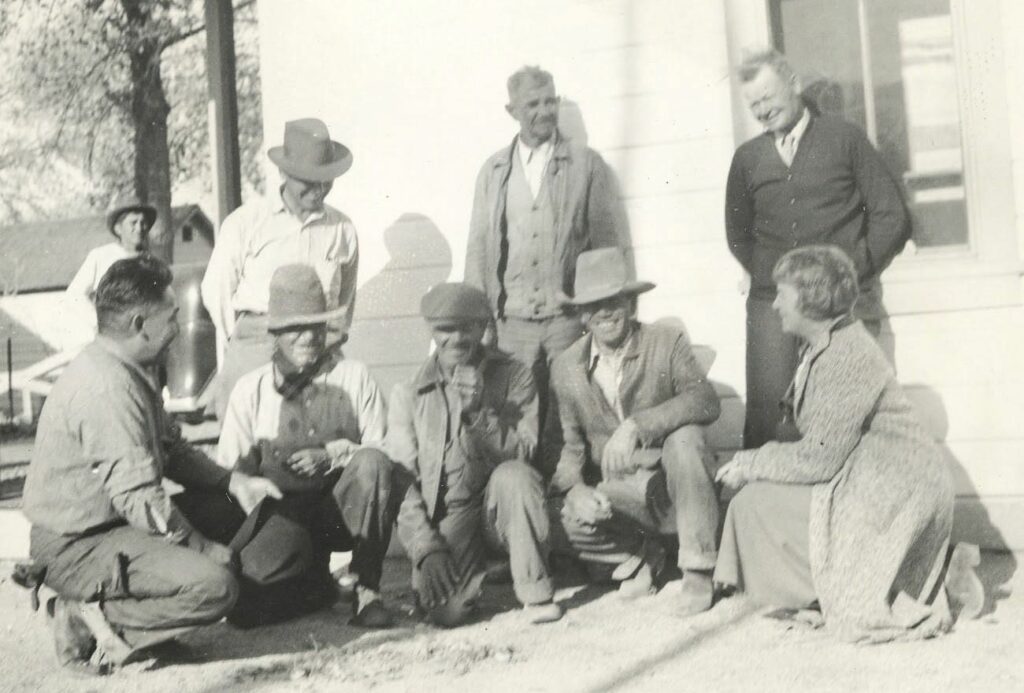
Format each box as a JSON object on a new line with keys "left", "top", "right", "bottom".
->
{"left": 772, "top": 0, "right": 968, "bottom": 248}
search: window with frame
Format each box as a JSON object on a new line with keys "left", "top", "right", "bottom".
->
{"left": 770, "top": 0, "right": 967, "bottom": 249}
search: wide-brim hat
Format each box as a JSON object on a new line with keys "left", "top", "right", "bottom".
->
{"left": 267, "top": 263, "right": 349, "bottom": 332}
{"left": 267, "top": 118, "right": 352, "bottom": 182}
{"left": 105, "top": 195, "right": 157, "bottom": 236}
{"left": 566, "top": 247, "right": 655, "bottom": 306}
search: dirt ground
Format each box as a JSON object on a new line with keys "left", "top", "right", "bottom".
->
{"left": 0, "top": 551, "right": 1020, "bottom": 693}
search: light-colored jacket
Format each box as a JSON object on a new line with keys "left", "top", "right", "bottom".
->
{"left": 550, "top": 322, "right": 721, "bottom": 493}
{"left": 387, "top": 348, "right": 538, "bottom": 563}
{"left": 732, "top": 320, "right": 954, "bottom": 642}
{"left": 465, "top": 132, "right": 623, "bottom": 318}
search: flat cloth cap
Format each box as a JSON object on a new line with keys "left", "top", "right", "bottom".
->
{"left": 420, "top": 283, "right": 492, "bottom": 325}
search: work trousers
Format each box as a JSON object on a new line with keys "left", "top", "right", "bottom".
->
{"left": 496, "top": 314, "right": 583, "bottom": 478}
{"left": 260, "top": 448, "right": 399, "bottom": 592}
{"left": 215, "top": 312, "right": 274, "bottom": 421}
{"left": 744, "top": 297, "right": 881, "bottom": 448}
{"left": 29, "top": 489, "right": 307, "bottom": 650}
{"left": 557, "top": 425, "right": 720, "bottom": 572}
{"left": 405, "top": 460, "right": 555, "bottom": 606}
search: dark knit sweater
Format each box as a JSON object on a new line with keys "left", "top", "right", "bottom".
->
{"left": 725, "top": 115, "right": 910, "bottom": 302}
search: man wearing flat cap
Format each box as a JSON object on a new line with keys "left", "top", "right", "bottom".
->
{"left": 387, "top": 282, "right": 563, "bottom": 626}
{"left": 218, "top": 263, "right": 396, "bottom": 628}
{"left": 550, "top": 248, "right": 722, "bottom": 615}
{"left": 202, "top": 118, "right": 359, "bottom": 420}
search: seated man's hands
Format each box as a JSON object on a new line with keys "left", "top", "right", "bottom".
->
{"left": 564, "top": 483, "right": 612, "bottom": 526}
{"left": 285, "top": 447, "right": 332, "bottom": 478}
{"left": 452, "top": 364, "right": 484, "bottom": 419}
{"left": 601, "top": 418, "right": 640, "bottom": 478}
{"left": 188, "top": 534, "right": 238, "bottom": 570}
{"left": 419, "top": 551, "right": 459, "bottom": 609}
{"left": 228, "top": 471, "right": 283, "bottom": 515}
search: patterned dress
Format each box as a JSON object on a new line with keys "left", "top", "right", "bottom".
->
{"left": 716, "top": 319, "right": 954, "bottom": 643}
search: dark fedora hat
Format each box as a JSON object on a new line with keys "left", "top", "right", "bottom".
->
{"left": 267, "top": 118, "right": 353, "bottom": 182}
{"left": 267, "top": 264, "right": 348, "bottom": 332}
{"left": 566, "top": 247, "right": 655, "bottom": 306}
{"left": 105, "top": 195, "right": 157, "bottom": 237}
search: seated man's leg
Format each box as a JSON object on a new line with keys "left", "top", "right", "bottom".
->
{"left": 414, "top": 499, "right": 487, "bottom": 627}
{"left": 33, "top": 524, "right": 238, "bottom": 659}
{"left": 322, "top": 448, "right": 400, "bottom": 626}
{"left": 661, "top": 425, "right": 719, "bottom": 613}
{"left": 483, "top": 460, "right": 555, "bottom": 609}
{"left": 661, "top": 425, "right": 719, "bottom": 573}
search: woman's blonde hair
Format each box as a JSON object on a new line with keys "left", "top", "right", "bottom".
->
{"left": 772, "top": 245, "right": 859, "bottom": 320}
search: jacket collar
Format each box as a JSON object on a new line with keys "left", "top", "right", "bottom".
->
{"left": 492, "top": 130, "right": 572, "bottom": 169}
{"left": 412, "top": 346, "right": 510, "bottom": 394}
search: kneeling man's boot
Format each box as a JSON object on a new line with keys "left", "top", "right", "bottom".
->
{"left": 678, "top": 570, "right": 713, "bottom": 616}
{"left": 50, "top": 597, "right": 97, "bottom": 672}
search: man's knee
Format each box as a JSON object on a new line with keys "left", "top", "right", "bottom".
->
{"left": 189, "top": 562, "right": 240, "bottom": 620}
{"left": 488, "top": 460, "right": 543, "bottom": 501}
{"left": 662, "top": 425, "right": 712, "bottom": 475}
{"left": 333, "top": 448, "right": 394, "bottom": 498}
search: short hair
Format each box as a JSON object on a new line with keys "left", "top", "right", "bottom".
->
{"left": 94, "top": 255, "right": 174, "bottom": 335}
{"left": 507, "top": 66, "right": 554, "bottom": 101}
{"left": 772, "top": 245, "right": 859, "bottom": 321}
{"left": 738, "top": 48, "right": 796, "bottom": 84}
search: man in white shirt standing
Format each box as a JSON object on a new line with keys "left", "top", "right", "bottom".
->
{"left": 202, "top": 118, "right": 359, "bottom": 420}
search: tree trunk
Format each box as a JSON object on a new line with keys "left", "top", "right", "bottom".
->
{"left": 124, "top": 0, "right": 173, "bottom": 264}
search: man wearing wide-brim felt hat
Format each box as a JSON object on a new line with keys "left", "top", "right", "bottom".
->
{"left": 202, "top": 117, "right": 360, "bottom": 421}
{"left": 217, "top": 263, "right": 396, "bottom": 628}
{"left": 387, "top": 282, "right": 564, "bottom": 627}
{"left": 549, "top": 247, "right": 723, "bottom": 615}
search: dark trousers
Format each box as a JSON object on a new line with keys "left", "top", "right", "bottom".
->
{"left": 744, "top": 297, "right": 880, "bottom": 448}
{"left": 496, "top": 314, "right": 583, "bottom": 477}
{"left": 30, "top": 491, "right": 257, "bottom": 651}
{"left": 556, "top": 425, "right": 720, "bottom": 572}
{"left": 263, "top": 448, "right": 399, "bottom": 591}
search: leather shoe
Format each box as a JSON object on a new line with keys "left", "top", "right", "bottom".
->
{"left": 50, "top": 597, "right": 96, "bottom": 669}
{"left": 678, "top": 570, "right": 713, "bottom": 616}
{"left": 945, "top": 542, "right": 984, "bottom": 619}
{"left": 523, "top": 601, "right": 563, "bottom": 624}
{"left": 351, "top": 599, "right": 394, "bottom": 629}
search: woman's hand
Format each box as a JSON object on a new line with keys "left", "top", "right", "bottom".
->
{"left": 715, "top": 459, "right": 749, "bottom": 491}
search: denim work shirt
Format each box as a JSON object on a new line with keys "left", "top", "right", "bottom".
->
{"left": 22, "top": 338, "right": 229, "bottom": 536}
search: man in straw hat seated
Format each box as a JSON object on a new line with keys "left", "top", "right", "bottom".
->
{"left": 387, "top": 282, "right": 563, "bottom": 626}
{"left": 217, "top": 263, "right": 397, "bottom": 628}
{"left": 549, "top": 248, "right": 722, "bottom": 615}
{"left": 202, "top": 117, "right": 359, "bottom": 421}
{"left": 21, "top": 255, "right": 306, "bottom": 674}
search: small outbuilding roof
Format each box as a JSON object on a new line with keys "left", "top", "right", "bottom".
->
{"left": 0, "top": 205, "right": 213, "bottom": 294}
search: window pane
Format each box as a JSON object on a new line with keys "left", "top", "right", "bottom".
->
{"left": 773, "top": 0, "right": 968, "bottom": 248}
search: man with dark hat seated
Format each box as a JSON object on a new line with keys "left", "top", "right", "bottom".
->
{"left": 217, "top": 263, "right": 396, "bottom": 628}
{"left": 22, "top": 255, "right": 303, "bottom": 674}
{"left": 550, "top": 248, "right": 722, "bottom": 615}
{"left": 387, "top": 283, "right": 563, "bottom": 626}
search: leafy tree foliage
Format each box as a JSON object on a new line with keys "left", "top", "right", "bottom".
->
{"left": 0, "top": 0, "right": 263, "bottom": 261}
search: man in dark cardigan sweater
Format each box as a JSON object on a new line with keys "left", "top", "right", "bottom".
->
{"left": 725, "top": 49, "right": 911, "bottom": 449}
